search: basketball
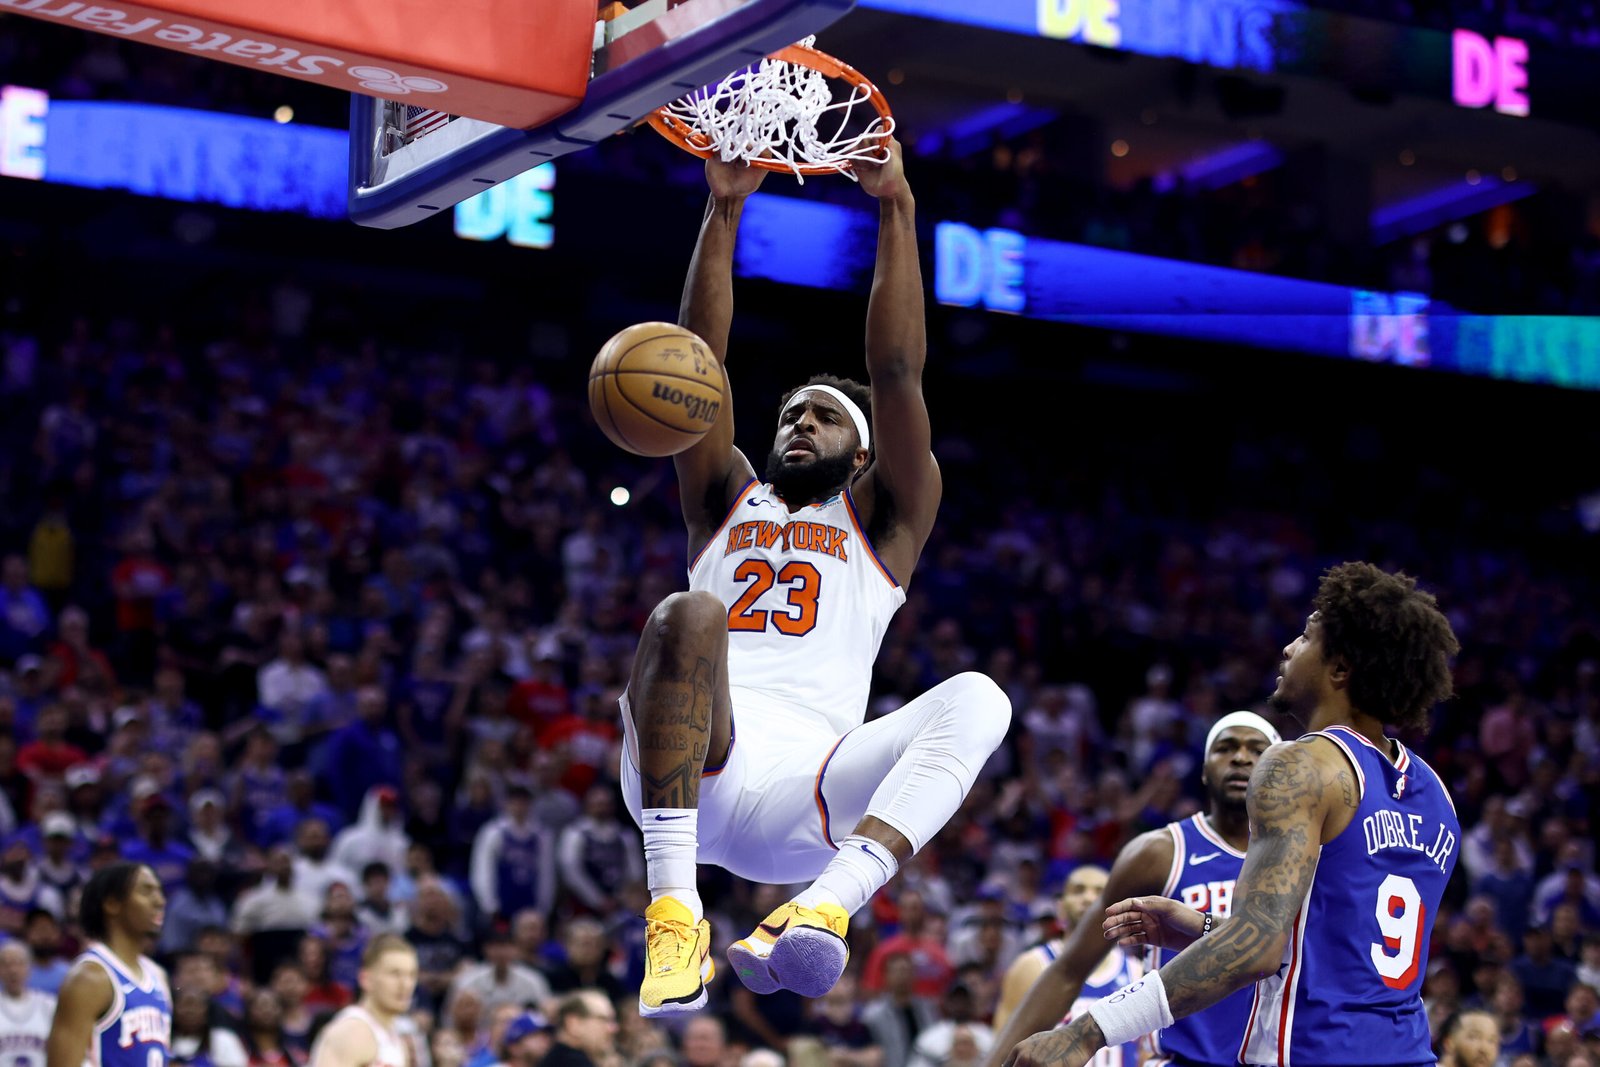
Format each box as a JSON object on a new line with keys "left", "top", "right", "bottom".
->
{"left": 588, "top": 322, "right": 727, "bottom": 457}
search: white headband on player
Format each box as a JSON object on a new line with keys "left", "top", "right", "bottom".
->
{"left": 1205, "top": 710, "right": 1282, "bottom": 755}
{"left": 792, "top": 384, "right": 870, "bottom": 451}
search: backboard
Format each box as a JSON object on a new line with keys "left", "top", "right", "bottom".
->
{"left": 348, "top": 0, "right": 856, "bottom": 229}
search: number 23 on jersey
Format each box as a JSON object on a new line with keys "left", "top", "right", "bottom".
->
{"left": 727, "top": 560, "right": 821, "bottom": 636}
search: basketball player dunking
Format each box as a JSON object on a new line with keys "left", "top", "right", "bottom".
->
{"left": 623, "top": 138, "right": 1012, "bottom": 1015}
{"left": 988, "top": 712, "right": 1279, "bottom": 1067}
{"left": 309, "top": 934, "right": 419, "bottom": 1067}
{"left": 1003, "top": 563, "right": 1461, "bottom": 1067}
{"left": 46, "top": 863, "right": 171, "bottom": 1067}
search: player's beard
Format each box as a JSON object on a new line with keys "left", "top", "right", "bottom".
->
{"left": 1207, "top": 779, "right": 1249, "bottom": 818}
{"left": 764, "top": 446, "right": 857, "bottom": 505}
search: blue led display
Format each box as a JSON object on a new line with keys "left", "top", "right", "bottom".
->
{"left": 734, "top": 194, "right": 1600, "bottom": 391}
{"left": 42, "top": 100, "right": 347, "bottom": 219}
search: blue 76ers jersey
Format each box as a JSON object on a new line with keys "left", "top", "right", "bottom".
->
{"left": 78, "top": 943, "right": 171, "bottom": 1067}
{"left": 1147, "top": 814, "right": 1256, "bottom": 1067}
{"left": 1047, "top": 942, "right": 1144, "bottom": 1067}
{"left": 1240, "top": 727, "right": 1457, "bottom": 1067}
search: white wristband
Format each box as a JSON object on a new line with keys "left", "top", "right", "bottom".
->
{"left": 1087, "top": 972, "right": 1175, "bottom": 1048}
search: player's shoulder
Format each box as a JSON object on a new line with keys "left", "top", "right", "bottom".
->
{"left": 1110, "top": 825, "right": 1178, "bottom": 886}
{"left": 316, "top": 1009, "right": 379, "bottom": 1063}
{"left": 1251, "top": 735, "right": 1359, "bottom": 812}
{"left": 57, "top": 955, "right": 115, "bottom": 1007}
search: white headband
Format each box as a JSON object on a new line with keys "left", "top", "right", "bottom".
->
{"left": 793, "top": 385, "right": 870, "bottom": 451}
{"left": 1205, "top": 710, "right": 1282, "bottom": 756}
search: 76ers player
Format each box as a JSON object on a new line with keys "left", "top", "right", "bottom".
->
{"left": 309, "top": 935, "right": 418, "bottom": 1067}
{"left": 988, "top": 712, "right": 1278, "bottom": 1067}
{"left": 1006, "top": 563, "right": 1461, "bottom": 1067}
{"left": 46, "top": 864, "right": 170, "bottom": 1067}
{"left": 993, "top": 866, "right": 1145, "bottom": 1067}
{"left": 623, "top": 139, "right": 1011, "bottom": 1015}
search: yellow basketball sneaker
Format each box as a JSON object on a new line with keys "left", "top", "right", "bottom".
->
{"left": 639, "top": 897, "right": 715, "bottom": 1016}
{"left": 728, "top": 901, "right": 849, "bottom": 998}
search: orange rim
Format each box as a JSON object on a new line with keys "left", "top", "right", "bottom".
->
{"left": 648, "top": 42, "right": 893, "bottom": 175}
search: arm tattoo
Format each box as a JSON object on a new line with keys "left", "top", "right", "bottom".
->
{"left": 1156, "top": 742, "right": 1329, "bottom": 1019}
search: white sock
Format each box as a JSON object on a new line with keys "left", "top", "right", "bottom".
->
{"left": 793, "top": 835, "right": 899, "bottom": 916}
{"left": 642, "top": 808, "right": 702, "bottom": 922}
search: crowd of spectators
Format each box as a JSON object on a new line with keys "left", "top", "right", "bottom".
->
{"left": 0, "top": 265, "right": 1593, "bottom": 1067}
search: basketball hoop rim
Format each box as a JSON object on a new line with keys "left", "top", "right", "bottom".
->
{"left": 647, "top": 41, "right": 893, "bottom": 175}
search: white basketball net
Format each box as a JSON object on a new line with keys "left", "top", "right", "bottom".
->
{"left": 660, "top": 38, "right": 894, "bottom": 182}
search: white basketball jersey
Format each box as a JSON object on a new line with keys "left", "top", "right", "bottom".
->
{"left": 0, "top": 990, "right": 55, "bottom": 1067}
{"left": 689, "top": 480, "right": 906, "bottom": 734}
{"left": 324, "top": 1007, "right": 408, "bottom": 1067}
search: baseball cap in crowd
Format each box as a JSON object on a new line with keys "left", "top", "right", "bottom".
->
{"left": 14, "top": 655, "right": 42, "bottom": 675}
{"left": 504, "top": 1013, "right": 550, "bottom": 1046}
{"left": 505, "top": 777, "right": 534, "bottom": 799}
{"left": 64, "top": 764, "right": 100, "bottom": 790}
{"left": 42, "top": 813, "right": 75, "bottom": 838}
{"left": 112, "top": 706, "right": 146, "bottom": 731}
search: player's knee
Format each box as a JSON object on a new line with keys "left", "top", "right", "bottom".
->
{"left": 950, "top": 671, "right": 1012, "bottom": 753}
{"left": 648, "top": 590, "right": 726, "bottom": 652}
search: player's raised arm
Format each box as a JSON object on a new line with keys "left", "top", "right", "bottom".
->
{"left": 854, "top": 138, "right": 940, "bottom": 569}
{"left": 674, "top": 158, "right": 763, "bottom": 550}
{"left": 309, "top": 1013, "right": 379, "bottom": 1067}
{"left": 1005, "top": 738, "right": 1352, "bottom": 1067}
{"left": 984, "top": 831, "right": 1173, "bottom": 1067}
{"left": 45, "top": 961, "right": 111, "bottom": 1067}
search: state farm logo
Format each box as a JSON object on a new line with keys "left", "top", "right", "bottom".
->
{"left": 346, "top": 66, "right": 448, "bottom": 94}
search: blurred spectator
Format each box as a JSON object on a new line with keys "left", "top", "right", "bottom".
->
{"left": 408, "top": 876, "right": 472, "bottom": 1013}
{"left": 679, "top": 1016, "right": 728, "bottom": 1067}
{"left": 542, "top": 919, "right": 624, "bottom": 1003}
{"left": 0, "top": 556, "right": 51, "bottom": 667}
{"left": 0, "top": 840, "right": 63, "bottom": 933}
{"left": 0, "top": 941, "right": 53, "bottom": 1067}
{"left": 291, "top": 818, "right": 357, "bottom": 907}
{"left": 1512, "top": 925, "right": 1579, "bottom": 1018}
{"left": 269, "top": 963, "right": 316, "bottom": 1056}
{"left": 122, "top": 786, "right": 196, "bottom": 894}
{"left": 863, "top": 954, "right": 939, "bottom": 1067}
{"left": 170, "top": 985, "right": 249, "bottom": 1067}
{"left": 16, "top": 703, "right": 88, "bottom": 781}
{"left": 809, "top": 973, "right": 881, "bottom": 1067}
{"left": 471, "top": 781, "right": 556, "bottom": 923}
{"left": 332, "top": 786, "right": 411, "bottom": 877}
{"left": 356, "top": 862, "right": 410, "bottom": 935}
{"left": 446, "top": 924, "right": 553, "bottom": 1018}
{"left": 36, "top": 812, "right": 84, "bottom": 902}
{"left": 500, "top": 1012, "right": 554, "bottom": 1067}
{"left": 1489, "top": 974, "right": 1540, "bottom": 1062}
{"left": 257, "top": 630, "right": 328, "bottom": 749}
{"left": 313, "top": 687, "right": 403, "bottom": 820}
{"left": 21, "top": 909, "right": 69, "bottom": 994}
{"left": 256, "top": 770, "right": 342, "bottom": 850}
{"left": 862, "top": 892, "right": 954, "bottom": 999}
{"left": 45, "top": 606, "right": 114, "bottom": 693}
{"left": 162, "top": 857, "right": 229, "bottom": 954}
{"left": 240, "top": 986, "right": 304, "bottom": 1067}
{"left": 232, "top": 847, "right": 315, "bottom": 941}
{"left": 538, "top": 990, "right": 618, "bottom": 1067}
{"left": 297, "top": 935, "right": 352, "bottom": 1013}
{"left": 556, "top": 786, "right": 642, "bottom": 918}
